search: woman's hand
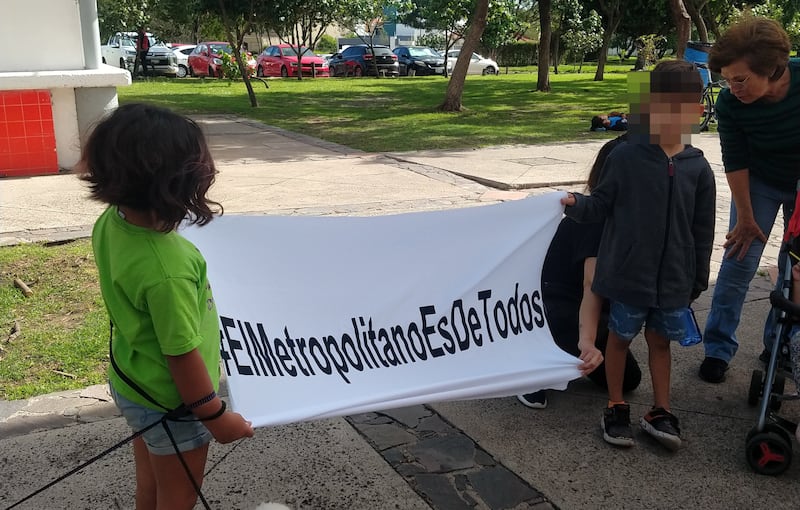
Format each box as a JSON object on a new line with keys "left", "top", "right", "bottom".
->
{"left": 577, "top": 339, "right": 604, "bottom": 376}
{"left": 561, "top": 193, "right": 576, "bottom": 206}
{"left": 724, "top": 217, "right": 766, "bottom": 260}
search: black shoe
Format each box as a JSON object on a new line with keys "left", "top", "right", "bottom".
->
{"left": 699, "top": 357, "right": 728, "bottom": 383}
{"left": 601, "top": 404, "right": 635, "bottom": 447}
{"left": 640, "top": 407, "right": 681, "bottom": 451}
{"left": 517, "top": 390, "right": 547, "bottom": 409}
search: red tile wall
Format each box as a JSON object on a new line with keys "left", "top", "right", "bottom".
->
{"left": 0, "top": 90, "right": 58, "bottom": 177}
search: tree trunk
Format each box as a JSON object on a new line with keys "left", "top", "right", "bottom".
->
{"left": 438, "top": 0, "right": 489, "bottom": 112}
{"left": 218, "top": 0, "right": 258, "bottom": 107}
{"left": 552, "top": 29, "right": 560, "bottom": 75}
{"left": 701, "top": 3, "right": 720, "bottom": 40}
{"left": 669, "top": 0, "right": 691, "bottom": 59}
{"left": 537, "top": 0, "right": 552, "bottom": 92}
{"left": 684, "top": 0, "right": 709, "bottom": 42}
{"left": 594, "top": 0, "right": 623, "bottom": 81}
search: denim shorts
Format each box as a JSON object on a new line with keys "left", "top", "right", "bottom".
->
{"left": 110, "top": 384, "right": 213, "bottom": 456}
{"left": 608, "top": 301, "right": 686, "bottom": 342}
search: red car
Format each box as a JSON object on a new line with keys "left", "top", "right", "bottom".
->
{"left": 256, "top": 44, "right": 329, "bottom": 78}
{"left": 188, "top": 41, "right": 256, "bottom": 78}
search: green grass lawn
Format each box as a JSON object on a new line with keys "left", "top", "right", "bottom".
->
{"left": 0, "top": 240, "right": 107, "bottom": 400}
{"left": 2, "top": 67, "right": 635, "bottom": 400}
{"left": 119, "top": 70, "right": 629, "bottom": 152}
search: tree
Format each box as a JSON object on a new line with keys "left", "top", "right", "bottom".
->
{"left": 594, "top": 0, "right": 624, "bottom": 81}
{"left": 337, "top": 0, "right": 405, "bottom": 77}
{"left": 684, "top": 0, "right": 711, "bottom": 42}
{"left": 481, "top": 0, "right": 537, "bottom": 61}
{"left": 396, "top": 0, "right": 473, "bottom": 77}
{"left": 562, "top": 9, "right": 603, "bottom": 71}
{"left": 537, "top": 0, "right": 552, "bottom": 92}
{"left": 439, "top": 0, "right": 490, "bottom": 111}
{"left": 264, "top": 0, "right": 340, "bottom": 80}
{"left": 668, "top": 0, "right": 691, "bottom": 58}
{"left": 202, "top": 0, "right": 264, "bottom": 106}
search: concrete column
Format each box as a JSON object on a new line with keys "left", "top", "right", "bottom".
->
{"left": 79, "top": 0, "right": 101, "bottom": 69}
{"left": 50, "top": 88, "right": 81, "bottom": 170}
{"left": 74, "top": 87, "right": 118, "bottom": 144}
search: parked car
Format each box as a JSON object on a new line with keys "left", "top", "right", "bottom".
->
{"left": 392, "top": 46, "right": 450, "bottom": 76}
{"left": 101, "top": 32, "right": 178, "bottom": 76}
{"left": 171, "top": 44, "right": 196, "bottom": 78}
{"left": 188, "top": 42, "right": 256, "bottom": 78}
{"left": 256, "top": 44, "right": 329, "bottom": 78}
{"left": 329, "top": 45, "right": 399, "bottom": 77}
{"left": 446, "top": 50, "right": 499, "bottom": 75}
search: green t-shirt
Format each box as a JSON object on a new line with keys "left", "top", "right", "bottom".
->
{"left": 92, "top": 206, "right": 221, "bottom": 410}
{"left": 716, "top": 59, "right": 800, "bottom": 189}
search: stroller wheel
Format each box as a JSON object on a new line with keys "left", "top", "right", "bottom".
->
{"left": 746, "top": 425, "right": 793, "bottom": 476}
{"left": 748, "top": 370, "right": 763, "bottom": 407}
{"left": 770, "top": 375, "right": 786, "bottom": 411}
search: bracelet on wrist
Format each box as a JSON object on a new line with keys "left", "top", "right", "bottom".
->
{"left": 198, "top": 400, "right": 227, "bottom": 421}
{"left": 186, "top": 391, "right": 217, "bottom": 410}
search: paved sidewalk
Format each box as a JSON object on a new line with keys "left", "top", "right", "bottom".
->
{"left": 1, "top": 116, "right": 798, "bottom": 510}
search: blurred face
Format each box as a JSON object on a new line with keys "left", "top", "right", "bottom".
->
{"left": 643, "top": 93, "right": 703, "bottom": 144}
{"left": 720, "top": 59, "right": 771, "bottom": 104}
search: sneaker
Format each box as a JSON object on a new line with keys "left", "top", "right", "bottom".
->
{"left": 601, "top": 404, "right": 635, "bottom": 447}
{"left": 517, "top": 391, "right": 547, "bottom": 409}
{"left": 699, "top": 356, "right": 728, "bottom": 383}
{"left": 640, "top": 407, "right": 681, "bottom": 451}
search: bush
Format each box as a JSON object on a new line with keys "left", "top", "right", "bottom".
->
{"left": 316, "top": 34, "right": 338, "bottom": 54}
{"left": 218, "top": 51, "right": 254, "bottom": 79}
{"left": 497, "top": 41, "right": 538, "bottom": 67}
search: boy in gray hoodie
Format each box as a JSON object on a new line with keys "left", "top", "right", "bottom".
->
{"left": 562, "top": 60, "right": 716, "bottom": 450}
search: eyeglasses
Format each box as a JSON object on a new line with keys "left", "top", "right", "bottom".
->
{"left": 720, "top": 74, "right": 751, "bottom": 90}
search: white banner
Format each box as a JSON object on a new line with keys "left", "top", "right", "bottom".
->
{"left": 182, "top": 193, "right": 581, "bottom": 428}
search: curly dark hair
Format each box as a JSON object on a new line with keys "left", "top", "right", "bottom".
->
{"left": 78, "top": 103, "right": 222, "bottom": 232}
{"left": 708, "top": 16, "right": 790, "bottom": 81}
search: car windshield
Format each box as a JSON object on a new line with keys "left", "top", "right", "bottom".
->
{"left": 209, "top": 43, "right": 232, "bottom": 55}
{"left": 282, "top": 47, "right": 312, "bottom": 57}
{"left": 409, "top": 47, "right": 439, "bottom": 58}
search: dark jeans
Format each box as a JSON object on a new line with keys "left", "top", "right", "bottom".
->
{"left": 546, "top": 298, "right": 642, "bottom": 393}
{"left": 138, "top": 50, "right": 149, "bottom": 76}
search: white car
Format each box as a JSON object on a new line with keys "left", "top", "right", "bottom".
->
{"left": 171, "top": 44, "right": 196, "bottom": 78}
{"left": 446, "top": 50, "right": 499, "bottom": 75}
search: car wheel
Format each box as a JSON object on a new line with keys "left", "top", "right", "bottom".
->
{"left": 119, "top": 57, "right": 126, "bottom": 70}
{"left": 101, "top": 57, "right": 106, "bottom": 64}
{"left": 189, "top": 65, "right": 195, "bottom": 77}
{"left": 176, "top": 65, "right": 187, "bottom": 78}
{"left": 281, "top": 66, "right": 288, "bottom": 78}
{"left": 208, "top": 66, "right": 215, "bottom": 78}
{"left": 257, "top": 65, "right": 264, "bottom": 78}
{"left": 354, "top": 66, "right": 363, "bottom": 77}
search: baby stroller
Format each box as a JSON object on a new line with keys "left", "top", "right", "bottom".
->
{"left": 745, "top": 195, "right": 800, "bottom": 476}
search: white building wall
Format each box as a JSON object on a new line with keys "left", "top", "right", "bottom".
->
{"left": 0, "top": 0, "right": 86, "bottom": 71}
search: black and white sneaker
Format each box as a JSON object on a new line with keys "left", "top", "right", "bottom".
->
{"left": 517, "top": 390, "right": 547, "bottom": 409}
{"left": 601, "top": 404, "right": 635, "bottom": 447}
{"left": 640, "top": 407, "right": 681, "bottom": 451}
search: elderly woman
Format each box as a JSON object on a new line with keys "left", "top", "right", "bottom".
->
{"left": 699, "top": 17, "right": 800, "bottom": 383}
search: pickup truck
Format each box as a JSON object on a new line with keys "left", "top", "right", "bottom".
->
{"left": 101, "top": 32, "right": 178, "bottom": 77}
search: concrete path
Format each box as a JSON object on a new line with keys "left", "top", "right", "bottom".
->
{"left": 1, "top": 116, "right": 798, "bottom": 510}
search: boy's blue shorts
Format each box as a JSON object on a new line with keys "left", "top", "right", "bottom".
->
{"left": 110, "top": 384, "right": 213, "bottom": 456}
{"left": 608, "top": 301, "right": 686, "bottom": 342}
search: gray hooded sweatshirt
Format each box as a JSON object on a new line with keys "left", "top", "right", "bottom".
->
{"left": 565, "top": 142, "right": 716, "bottom": 309}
